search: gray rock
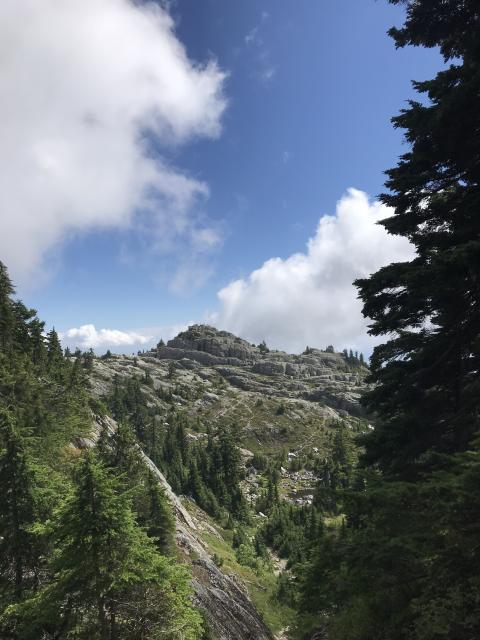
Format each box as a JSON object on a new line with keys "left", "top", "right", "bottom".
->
{"left": 85, "top": 415, "right": 273, "bottom": 640}
{"left": 84, "top": 325, "right": 371, "bottom": 640}
{"left": 252, "top": 361, "right": 286, "bottom": 376}
{"left": 166, "top": 324, "right": 257, "bottom": 361}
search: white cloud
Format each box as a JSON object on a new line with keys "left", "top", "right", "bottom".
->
{"left": 211, "top": 189, "right": 415, "bottom": 354}
{"left": 61, "top": 321, "right": 192, "bottom": 352}
{"left": 0, "top": 0, "right": 226, "bottom": 285}
{"left": 169, "top": 261, "right": 215, "bottom": 294}
{"left": 63, "top": 324, "right": 151, "bottom": 349}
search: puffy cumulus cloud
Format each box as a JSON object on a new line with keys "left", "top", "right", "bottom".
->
{"left": 61, "top": 321, "right": 192, "bottom": 352}
{"left": 63, "top": 324, "right": 151, "bottom": 350}
{"left": 0, "top": 0, "right": 226, "bottom": 284}
{"left": 212, "top": 189, "right": 415, "bottom": 354}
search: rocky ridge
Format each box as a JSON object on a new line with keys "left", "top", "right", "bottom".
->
{"left": 88, "top": 325, "right": 369, "bottom": 639}
{"left": 91, "top": 325, "right": 368, "bottom": 461}
{"left": 153, "top": 325, "right": 367, "bottom": 417}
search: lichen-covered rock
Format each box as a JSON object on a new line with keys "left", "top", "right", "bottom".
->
{"left": 94, "top": 325, "right": 368, "bottom": 418}
{"left": 252, "top": 360, "right": 286, "bottom": 376}
{"left": 166, "top": 325, "right": 257, "bottom": 361}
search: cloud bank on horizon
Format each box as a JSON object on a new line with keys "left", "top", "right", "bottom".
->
{"left": 63, "top": 325, "right": 151, "bottom": 350}
{"left": 62, "top": 190, "right": 414, "bottom": 354}
{"left": 211, "top": 189, "right": 415, "bottom": 354}
{"left": 0, "top": 0, "right": 226, "bottom": 286}
{"left": 62, "top": 322, "right": 189, "bottom": 351}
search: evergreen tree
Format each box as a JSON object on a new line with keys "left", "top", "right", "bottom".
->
{"left": 0, "top": 411, "right": 41, "bottom": 602}
{"left": 69, "top": 353, "right": 84, "bottom": 388}
{"left": 2, "top": 452, "right": 202, "bottom": 639}
{"left": 167, "top": 361, "right": 176, "bottom": 379}
{"left": 30, "top": 318, "right": 47, "bottom": 367}
{"left": 356, "top": 0, "right": 480, "bottom": 475}
{"left": 300, "top": 3, "right": 480, "bottom": 638}
{"left": 46, "top": 328, "right": 64, "bottom": 378}
{"left": 141, "top": 472, "right": 175, "bottom": 556}
{"left": 108, "top": 420, "right": 142, "bottom": 478}
{"left": 98, "top": 421, "right": 176, "bottom": 556}
{"left": 11, "top": 302, "right": 37, "bottom": 357}
{"left": 258, "top": 340, "right": 269, "bottom": 354}
{"left": 144, "top": 418, "right": 164, "bottom": 465}
{"left": 175, "top": 421, "right": 189, "bottom": 465}
{"left": 0, "top": 261, "right": 15, "bottom": 352}
{"left": 82, "top": 348, "right": 95, "bottom": 371}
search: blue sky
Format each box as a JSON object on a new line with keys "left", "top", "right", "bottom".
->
{"left": 1, "top": 0, "right": 442, "bottom": 353}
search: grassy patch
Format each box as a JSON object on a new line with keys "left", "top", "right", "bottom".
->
{"left": 197, "top": 525, "right": 296, "bottom": 635}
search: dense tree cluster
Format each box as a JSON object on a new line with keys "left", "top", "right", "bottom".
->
{"left": 0, "top": 262, "right": 202, "bottom": 639}
{"left": 314, "top": 423, "right": 358, "bottom": 512}
{"left": 297, "top": 2, "right": 480, "bottom": 638}
{"left": 258, "top": 501, "right": 322, "bottom": 568}
{"left": 258, "top": 340, "right": 270, "bottom": 354}
{"left": 104, "top": 376, "right": 250, "bottom": 522}
{"left": 341, "top": 349, "right": 365, "bottom": 367}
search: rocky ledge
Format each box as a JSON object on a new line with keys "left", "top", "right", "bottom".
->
{"left": 149, "top": 325, "right": 368, "bottom": 416}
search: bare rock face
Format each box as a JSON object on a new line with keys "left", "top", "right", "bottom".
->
{"left": 89, "top": 416, "right": 273, "bottom": 640}
{"left": 167, "top": 325, "right": 257, "bottom": 362}
{"left": 146, "top": 460, "right": 273, "bottom": 640}
{"left": 253, "top": 360, "right": 286, "bottom": 376}
{"left": 307, "top": 388, "right": 364, "bottom": 416}
{"left": 150, "top": 324, "right": 368, "bottom": 414}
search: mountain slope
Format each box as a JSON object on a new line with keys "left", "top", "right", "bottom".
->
{"left": 92, "top": 324, "right": 367, "bottom": 452}
{"left": 88, "top": 324, "right": 369, "bottom": 638}
{"left": 86, "top": 414, "right": 273, "bottom": 640}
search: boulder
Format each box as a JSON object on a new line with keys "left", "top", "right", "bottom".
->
{"left": 252, "top": 361, "right": 286, "bottom": 376}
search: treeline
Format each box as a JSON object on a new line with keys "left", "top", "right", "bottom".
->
{"left": 0, "top": 262, "right": 203, "bottom": 639}
{"left": 341, "top": 349, "right": 364, "bottom": 367}
{"left": 255, "top": 467, "right": 323, "bottom": 567}
{"left": 293, "top": 2, "right": 480, "bottom": 639}
{"left": 252, "top": 425, "right": 359, "bottom": 608}
{"left": 104, "top": 375, "right": 250, "bottom": 522}
{"left": 304, "top": 345, "right": 365, "bottom": 366}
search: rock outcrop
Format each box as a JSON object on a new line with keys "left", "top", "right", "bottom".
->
{"left": 87, "top": 325, "right": 369, "bottom": 640}
{"left": 167, "top": 325, "right": 256, "bottom": 361}
{"left": 145, "top": 451, "right": 273, "bottom": 640}
{"left": 88, "top": 415, "right": 273, "bottom": 640}
{"left": 149, "top": 325, "right": 368, "bottom": 413}
{"left": 89, "top": 325, "right": 369, "bottom": 459}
